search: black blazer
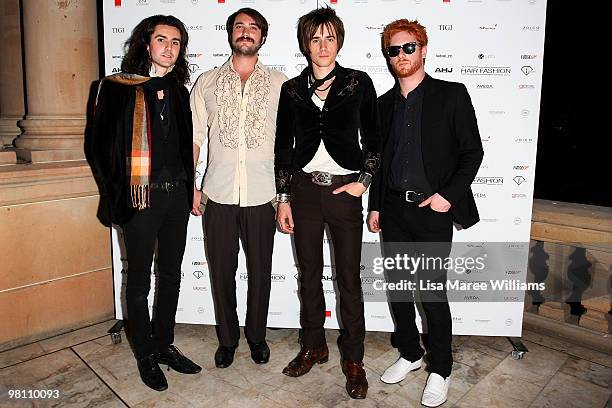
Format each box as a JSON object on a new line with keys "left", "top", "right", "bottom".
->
{"left": 368, "top": 75, "right": 483, "bottom": 229}
{"left": 274, "top": 64, "right": 381, "bottom": 194}
{"left": 92, "top": 74, "right": 194, "bottom": 225}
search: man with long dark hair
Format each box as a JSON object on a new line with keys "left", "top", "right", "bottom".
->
{"left": 274, "top": 7, "right": 381, "bottom": 399}
{"left": 190, "top": 8, "right": 287, "bottom": 369}
{"left": 92, "top": 15, "right": 201, "bottom": 392}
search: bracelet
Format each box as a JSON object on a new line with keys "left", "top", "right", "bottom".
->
{"left": 357, "top": 172, "right": 373, "bottom": 188}
{"left": 276, "top": 193, "right": 291, "bottom": 203}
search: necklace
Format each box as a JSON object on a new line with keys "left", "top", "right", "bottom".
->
{"left": 159, "top": 101, "right": 166, "bottom": 121}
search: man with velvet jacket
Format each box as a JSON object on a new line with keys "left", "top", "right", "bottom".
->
{"left": 274, "top": 7, "right": 381, "bottom": 400}
{"left": 92, "top": 15, "right": 201, "bottom": 392}
{"left": 367, "top": 20, "right": 483, "bottom": 407}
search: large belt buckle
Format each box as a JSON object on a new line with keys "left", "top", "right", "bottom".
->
{"left": 311, "top": 171, "right": 333, "bottom": 186}
{"left": 161, "top": 181, "right": 174, "bottom": 192}
{"left": 405, "top": 190, "right": 417, "bottom": 202}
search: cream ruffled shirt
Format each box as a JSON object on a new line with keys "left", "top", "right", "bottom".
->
{"left": 191, "top": 57, "right": 287, "bottom": 206}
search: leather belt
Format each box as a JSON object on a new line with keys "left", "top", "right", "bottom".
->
{"left": 298, "top": 170, "right": 358, "bottom": 186}
{"left": 388, "top": 189, "right": 427, "bottom": 203}
{"left": 149, "top": 180, "right": 183, "bottom": 192}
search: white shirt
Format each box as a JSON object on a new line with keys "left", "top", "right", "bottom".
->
{"left": 191, "top": 57, "right": 287, "bottom": 206}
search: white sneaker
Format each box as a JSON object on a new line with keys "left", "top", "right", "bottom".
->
{"left": 380, "top": 356, "right": 423, "bottom": 384}
{"left": 421, "top": 373, "right": 450, "bottom": 407}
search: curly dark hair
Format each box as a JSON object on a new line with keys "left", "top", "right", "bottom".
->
{"left": 120, "top": 15, "right": 190, "bottom": 85}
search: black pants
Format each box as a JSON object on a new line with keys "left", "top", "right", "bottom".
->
{"left": 292, "top": 173, "right": 365, "bottom": 362}
{"left": 380, "top": 193, "right": 453, "bottom": 378}
{"left": 204, "top": 200, "right": 276, "bottom": 347}
{"left": 123, "top": 185, "right": 190, "bottom": 359}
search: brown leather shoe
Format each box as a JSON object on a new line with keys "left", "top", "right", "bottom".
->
{"left": 342, "top": 360, "right": 368, "bottom": 399}
{"left": 282, "top": 345, "right": 329, "bottom": 377}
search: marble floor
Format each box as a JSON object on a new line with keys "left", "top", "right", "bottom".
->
{"left": 1, "top": 321, "right": 611, "bottom": 407}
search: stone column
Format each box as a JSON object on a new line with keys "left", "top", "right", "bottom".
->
{"left": 15, "top": 0, "right": 98, "bottom": 163}
{"left": 0, "top": 0, "right": 24, "bottom": 164}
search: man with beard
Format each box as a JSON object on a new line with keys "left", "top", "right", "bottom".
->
{"left": 275, "top": 7, "right": 381, "bottom": 400}
{"left": 92, "top": 15, "right": 201, "bottom": 391}
{"left": 190, "top": 8, "right": 287, "bottom": 368}
{"left": 367, "top": 20, "right": 482, "bottom": 407}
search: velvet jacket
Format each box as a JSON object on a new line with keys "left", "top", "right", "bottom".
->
{"left": 92, "top": 73, "right": 194, "bottom": 225}
{"left": 368, "top": 75, "right": 484, "bottom": 229}
{"left": 274, "top": 64, "right": 381, "bottom": 194}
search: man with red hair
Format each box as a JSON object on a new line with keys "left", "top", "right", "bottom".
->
{"left": 367, "top": 19, "right": 483, "bottom": 407}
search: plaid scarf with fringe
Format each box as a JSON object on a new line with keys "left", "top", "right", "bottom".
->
{"left": 97, "top": 73, "right": 153, "bottom": 210}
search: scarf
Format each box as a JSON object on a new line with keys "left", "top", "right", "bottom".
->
{"left": 307, "top": 65, "right": 338, "bottom": 96}
{"left": 97, "top": 73, "right": 153, "bottom": 210}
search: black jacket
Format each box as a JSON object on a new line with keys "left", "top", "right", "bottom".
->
{"left": 91, "top": 73, "right": 194, "bottom": 225}
{"left": 274, "top": 64, "right": 381, "bottom": 194}
{"left": 368, "top": 75, "right": 483, "bottom": 229}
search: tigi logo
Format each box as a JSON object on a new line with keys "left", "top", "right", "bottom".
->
{"left": 214, "top": 25, "right": 226, "bottom": 31}
{"left": 513, "top": 175, "right": 526, "bottom": 185}
{"left": 521, "top": 66, "right": 534, "bottom": 75}
{"left": 240, "top": 273, "right": 249, "bottom": 281}
{"left": 439, "top": 25, "right": 453, "bottom": 31}
{"left": 111, "top": 27, "right": 124, "bottom": 34}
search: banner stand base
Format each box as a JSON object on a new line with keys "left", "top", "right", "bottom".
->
{"left": 108, "top": 320, "right": 124, "bottom": 345}
{"left": 507, "top": 337, "right": 529, "bottom": 360}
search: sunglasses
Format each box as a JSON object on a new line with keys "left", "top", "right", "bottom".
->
{"left": 386, "top": 42, "right": 421, "bottom": 57}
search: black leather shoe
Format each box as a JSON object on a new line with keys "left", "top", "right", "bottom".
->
{"left": 248, "top": 340, "right": 270, "bottom": 364}
{"left": 137, "top": 354, "right": 168, "bottom": 391}
{"left": 156, "top": 345, "right": 202, "bottom": 374}
{"left": 214, "top": 344, "right": 238, "bottom": 368}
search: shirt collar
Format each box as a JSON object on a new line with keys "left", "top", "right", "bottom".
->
{"left": 227, "top": 55, "right": 266, "bottom": 75}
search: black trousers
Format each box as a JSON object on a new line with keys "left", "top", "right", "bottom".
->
{"left": 123, "top": 185, "right": 190, "bottom": 359}
{"left": 292, "top": 173, "right": 365, "bottom": 362}
{"left": 204, "top": 200, "right": 276, "bottom": 347}
{"left": 380, "top": 193, "right": 454, "bottom": 378}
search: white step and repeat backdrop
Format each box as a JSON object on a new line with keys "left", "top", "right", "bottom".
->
{"left": 104, "top": 0, "right": 547, "bottom": 337}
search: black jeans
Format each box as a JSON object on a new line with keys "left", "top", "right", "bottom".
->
{"left": 292, "top": 173, "right": 365, "bottom": 362}
{"left": 123, "top": 184, "right": 190, "bottom": 359}
{"left": 380, "top": 193, "right": 454, "bottom": 378}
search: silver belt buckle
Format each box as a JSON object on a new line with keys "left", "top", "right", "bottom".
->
{"left": 405, "top": 190, "right": 416, "bottom": 202}
{"left": 311, "top": 171, "right": 333, "bottom": 186}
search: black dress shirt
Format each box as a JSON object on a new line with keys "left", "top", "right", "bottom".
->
{"left": 388, "top": 79, "right": 431, "bottom": 194}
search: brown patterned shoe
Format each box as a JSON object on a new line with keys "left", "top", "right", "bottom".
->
{"left": 342, "top": 360, "right": 368, "bottom": 399}
{"left": 282, "top": 345, "right": 329, "bottom": 377}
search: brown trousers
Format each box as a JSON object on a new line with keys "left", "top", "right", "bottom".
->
{"left": 204, "top": 199, "right": 276, "bottom": 347}
{"left": 292, "top": 172, "right": 366, "bottom": 362}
